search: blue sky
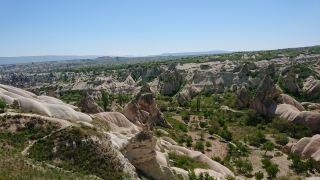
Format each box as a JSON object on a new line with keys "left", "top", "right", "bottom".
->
{"left": 0, "top": 0, "right": 319, "bottom": 57}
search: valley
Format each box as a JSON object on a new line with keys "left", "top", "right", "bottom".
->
{"left": 0, "top": 46, "right": 320, "bottom": 180}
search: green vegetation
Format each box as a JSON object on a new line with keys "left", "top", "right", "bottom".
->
{"left": 168, "top": 152, "right": 208, "bottom": 171}
{"left": 261, "top": 158, "right": 279, "bottom": 178}
{"left": 59, "top": 90, "right": 82, "bottom": 104}
{"left": 288, "top": 153, "right": 317, "bottom": 173}
{"left": 28, "top": 126, "right": 130, "bottom": 179}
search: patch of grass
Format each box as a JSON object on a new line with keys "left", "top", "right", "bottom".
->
{"left": 168, "top": 151, "right": 208, "bottom": 171}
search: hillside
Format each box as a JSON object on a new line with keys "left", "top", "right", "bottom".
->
{"left": 0, "top": 46, "right": 320, "bottom": 179}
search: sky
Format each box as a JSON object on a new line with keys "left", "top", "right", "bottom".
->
{"left": 0, "top": 0, "right": 320, "bottom": 57}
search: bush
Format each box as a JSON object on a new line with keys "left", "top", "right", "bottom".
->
{"left": 266, "top": 164, "right": 279, "bottom": 178}
{"left": 261, "top": 158, "right": 272, "bottom": 168}
{"left": 274, "top": 133, "right": 289, "bottom": 145}
{"left": 0, "top": 98, "right": 6, "bottom": 109}
{"left": 199, "top": 122, "right": 208, "bottom": 128}
{"left": 254, "top": 171, "right": 264, "bottom": 180}
{"left": 194, "top": 141, "right": 205, "bottom": 153}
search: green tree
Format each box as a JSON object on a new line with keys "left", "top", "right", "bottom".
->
{"left": 261, "top": 141, "right": 274, "bottom": 155}
{"left": 254, "top": 171, "right": 264, "bottom": 180}
{"left": 101, "top": 90, "right": 109, "bottom": 111}
{"left": 196, "top": 96, "right": 201, "bottom": 112}
{"left": 118, "top": 92, "right": 123, "bottom": 106}
{"left": 207, "top": 127, "right": 216, "bottom": 139}
{"left": 242, "top": 159, "right": 253, "bottom": 175}
{"left": 205, "top": 141, "right": 212, "bottom": 149}
{"left": 266, "top": 164, "right": 279, "bottom": 178}
{"left": 199, "top": 122, "right": 208, "bottom": 128}
{"left": 186, "top": 136, "right": 193, "bottom": 147}
{"left": 261, "top": 158, "right": 272, "bottom": 168}
{"left": 199, "top": 131, "right": 205, "bottom": 140}
{"left": 194, "top": 141, "right": 204, "bottom": 153}
{"left": 306, "top": 157, "right": 316, "bottom": 172}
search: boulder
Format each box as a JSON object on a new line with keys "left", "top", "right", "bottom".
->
{"left": 277, "top": 94, "right": 305, "bottom": 111}
{"left": 79, "top": 91, "right": 104, "bottom": 114}
{"left": 236, "top": 85, "right": 249, "bottom": 109}
{"left": 249, "top": 75, "right": 281, "bottom": 115}
{"left": 282, "top": 134, "right": 320, "bottom": 166}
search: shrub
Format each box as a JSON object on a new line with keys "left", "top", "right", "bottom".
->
{"left": 194, "top": 141, "right": 205, "bottom": 153}
{"left": 274, "top": 133, "right": 289, "bottom": 145}
{"left": 254, "top": 171, "right": 264, "bottom": 180}
{"left": 199, "top": 122, "right": 208, "bottom": 128}
{"left": 0, "top": 98, "right": 6, "bottom": 109}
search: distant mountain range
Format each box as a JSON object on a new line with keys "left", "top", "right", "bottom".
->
{"left": 0, "top": 55, "right": 100, "bottom": 65}
{"left": 160, "top": 50, "right": 231, "bottom": 56}
{"left": 0, "top": 51, "right": 231, "bottom": 65}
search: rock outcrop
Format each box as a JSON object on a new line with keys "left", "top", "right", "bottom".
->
{"left": 123, "top": 84, "right": 172, "bottom": 128}
{"left": 283, "top": 134, "right": 320, "bottom": 166}
{"left": 301, "top": 102, "right": 320, "bottom": 110}
{"left": 303, "top": 76, "right": 320, "bottom": 96}
{"left": 176, "top": 83, "right": 199, "bottom": 104}
{"left": 121, "top": 132, "right": 175, "bottom": 180}
{"left": 249, "top": 75, "right": 281, "bottom": 115}
{"left": 277, "top": 94, "right": 305, "bottom": 111}
{"left": 0, "top": 84, "right": 92, "bottom": 123}
{"left": 236, "top": 84, "right": 249, "bottom": 109}
{"left": 159, "top": 69, "right": 182, "bottom": 95}
{"left": 283, "top": 67, "right": 299, "bottom": 93}
{"left": 79, "top": 91, "right": 104, "bottom": 114}
{"left": 273, "top": 104, "right": 320, "bottom": 133}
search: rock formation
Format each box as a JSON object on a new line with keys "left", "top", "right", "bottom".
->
{"left": 303, "top": 76, "right": 320, "bottom": 96}
{"left": 236, "top": 84, "right": 249, "bottom": 109}
{"left": 283, "top": 134, "right": 320, "bottom": 166}
{"left": 277, "top": 94, "right": 305, "bottom": 111}
{"left": 273, "top": 104, "right": 320, "bottom": 133}
{"left": 283, "top": 67, "right": 299, "bottom": 93}
{"left": 159, "top": 69, "right": 182, "bottom": 95}
{"left": 123, "top": 84, "right": 173, "bottom": 128}
{"left": 0, "top": 84, "right": 92, "bottom": 123}
{"left": 79, "top": 91, "right": 104, "bottom": 114}
{"left": 249, "top": 74, "right": 281, "bottom": 115}
{"left": 176, "top": 83, "right": 200, "bottom": 104}
{"left": 301, "top": 102, "right": 320, "bottom": 110}
{"left": 121, "top": 132, "right": 175, "bottom": 180}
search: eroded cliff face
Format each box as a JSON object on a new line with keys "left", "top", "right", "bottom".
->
{"left": 79, "top": 91, "right": 104, "bottom": 114}
{"left": 121, "top": 132, "right": 175, "bottom": 180}
{"left": 123, "top": 84, "right": 173, "bottom": 129}
{"left": 159, "top": 69, "right": 182, "bottom": 95}
{"left": 249, "top": 74, "right": 281, "bottom": 115}
{"left": 236, "top": 84, "right": 249, "bottom": 109}
{"left": 283, "top": 67, "right": 299, "bottom": 93}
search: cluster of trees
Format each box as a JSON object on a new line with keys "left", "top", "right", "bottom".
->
{"left": 261, "top": 158, "right": 279, "bottom": 178}
{"left": 288, "top": 153, "right": 317, "bottom": 173}
{"left": 272, "top": 117, "right": 312, "bottom": 139}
